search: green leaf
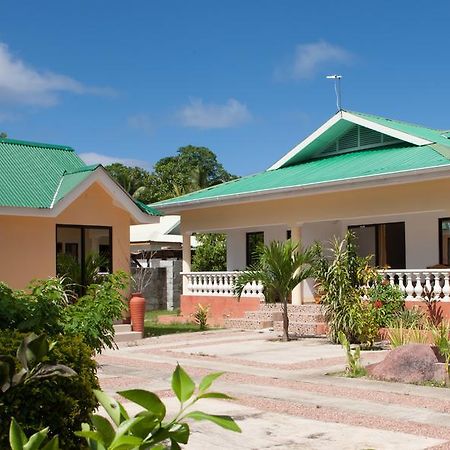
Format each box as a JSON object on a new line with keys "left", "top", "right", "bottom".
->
{"left": 109, "top": 435, "right": 143, "bottom": 450}
{"left": 185, "top": 411, "right": 241, "bottom": 432}
{"left": 171, "top": 364, "right": 195, "bottom": 403}
{"left": 198, "top": 372, "right": 224, "bottom": 392}
{"left": 91, "top": 415, "right": 115, "bottom": 447}
{"left": 17, "top": 334, "right": 48, "bottom": 370}
{"left": 10, "top": 418, "right": 27, "bottom": 450}
{"left": 23, "top": 428, "right": 49, "bottom": 450}
{"left": 128, "top": 412, "right": 159, "bottom": 439}
{"left": 118, "top": 389, "right": 166, "bottom": 419}
{"left": 41, "top": 436, "right": 59, "bottom": 450}
{"left": 197, "top": 392, "right": 233, "bottom": 400}
{"left": 170, "top": 438, "right": 181, "bottom": 450}
{"left": 29, "top": 364, "right": 76, "bottom": 381}
{"left": 94, "top": 390, "right": 129, "bottom": 426}
{"left": 169, "top": 423, "right": 190, "bottom": 445}
{"left": 75, "top": 430, "right": 104, "bottom": 443}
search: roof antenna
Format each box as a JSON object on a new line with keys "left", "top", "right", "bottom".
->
{"left": 326, "top": 75, "right": 342, "bottom": 111}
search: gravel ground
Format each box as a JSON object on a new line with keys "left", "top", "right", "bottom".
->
{"left": 97, "top": 330, "right": 450, "bottom": 449}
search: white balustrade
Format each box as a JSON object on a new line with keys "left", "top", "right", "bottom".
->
{"left": 379, "top": 269, "right": 450, "bottom": 301}
{"left": 181, "top": 271, "right": 264, "bottom": 299}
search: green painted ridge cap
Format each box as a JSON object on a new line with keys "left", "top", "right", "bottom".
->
{"left": 0, "top": 137, "right": 75, "bottom": 151}
{"left": 64, "top": 164, "right": 100, "bottom": 175}
{"left": 134, "top": 199, "right": 164, "bottom": 216}
{"left": 429, "top": 144, "right": 450, "bottom": 161}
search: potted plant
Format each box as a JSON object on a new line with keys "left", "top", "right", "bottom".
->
{"left": 130, "top": 262, "right": 154, "bottom": 333}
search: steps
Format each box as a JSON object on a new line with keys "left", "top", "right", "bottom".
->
{"left": 113, "top": 323, "right": 143, "bottom": 343}
{"left": 224, "top": 304, "right": 327, "bottom": 336}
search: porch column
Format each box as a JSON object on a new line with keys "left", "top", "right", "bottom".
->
{"left": 290, "top": 225, "right": 303, "bottom": 305}
{"left": 182, "top": 232, "right": 192, "bottom": 295}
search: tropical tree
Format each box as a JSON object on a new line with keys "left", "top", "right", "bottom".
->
{"left": 234, "top": 240, "right": 315, "bottom": 342}
{"left": 192, "top": 234, "right": 227, "bottom": 272}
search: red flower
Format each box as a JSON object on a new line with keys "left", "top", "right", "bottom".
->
{"left": 374, "top": 300, "right": 383, "bottom": 309}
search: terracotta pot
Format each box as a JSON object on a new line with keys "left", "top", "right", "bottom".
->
{"left": 129, "top": 292, "right": 146, "bottom": 333}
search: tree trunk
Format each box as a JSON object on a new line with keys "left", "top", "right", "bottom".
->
{"left": 282, "top": 296, "right": 289, "bottom": 342}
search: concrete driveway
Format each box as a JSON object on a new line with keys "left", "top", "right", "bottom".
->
{"left": 97, "top": 329, "right": 450, "bottom": 449}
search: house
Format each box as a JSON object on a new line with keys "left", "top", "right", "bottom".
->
{"left": 153, "top": 109, "right": 450, "bottom": 323}
{"left": 0, "top": 138, "right": 160, "bottom": 289}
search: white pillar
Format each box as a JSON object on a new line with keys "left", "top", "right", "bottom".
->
{"left": 290, "top": 225, "right": 303, "bottom": 305}
{"left": 182, "top": 232, "right": 192, "bottom": 295}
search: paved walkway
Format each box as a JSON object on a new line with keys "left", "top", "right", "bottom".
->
{"left": 97, "top": 329, "right": 450, "bottom": 449}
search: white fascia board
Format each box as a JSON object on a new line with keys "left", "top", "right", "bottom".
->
{"left": 268, "top": 111, "right": 343, "bottom": 170}
{"left": 0, "top": 168, "right": 160, "bottom": 224}
{"left": 342, "top": 111, "right": 432, "bottom": 146}
{"left": 156, "top": 164, "right": 450, "bottom": 214}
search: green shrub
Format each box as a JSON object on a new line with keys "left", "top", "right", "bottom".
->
{"left": 0, "top": 330, "right": 99, "bottom": 450}
{"left": 368, "top": 281, "right": 405, "bottom": 327}
{"left": 63, "top": 271, "right": 129, "bottom": 352}
{"left": 338, "top": 331, "right": 366, "bottom": 377}
{"left": 193, "top": 303, "right": 209, "bottom": 330}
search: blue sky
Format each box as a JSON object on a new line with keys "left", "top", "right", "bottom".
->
{"left": 1, "top": 1, "right": 449, "bottom": 175}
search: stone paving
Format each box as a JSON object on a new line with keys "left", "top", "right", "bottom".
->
{"left": 97, "top": 329, "right": 450, "bottom": 449}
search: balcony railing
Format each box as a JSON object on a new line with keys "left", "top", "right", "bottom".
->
{"left": 182, "top": 271, "right": 264, "bottom": 298}
{"left": 379, "top": 269, "right": 450, "bottom": 301}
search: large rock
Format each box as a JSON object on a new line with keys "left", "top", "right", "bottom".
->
{"left": 367, "top": 344, "right": 443, "bottom": 383}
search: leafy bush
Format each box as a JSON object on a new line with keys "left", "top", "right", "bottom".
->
{"left": 63, "top": 271, "right": 129, "bottom": 352}
{"left": 192, "top": 233, "right": 227, "bottom": 272}
{"left": 314, "top": 232, "right": 378, "bottom": 344}
{"left": 433, "top": 322, "right": 450, "bottom": 378}
{"left": 0, "top": 330, "right": 99, "bottom": 450}
{"left": 338, "top": 331, "right": 366, "bottom": 377}
{"left": 386, "top": 317, "right": 430, "bottom": 348}
{"left": 193, "top": 303, "right": 209, "bottom": 330}
{"left": 368, "top": 281, "right": 405, "bottom": 327}
{"left": 76, "top": 364, "right": 240, "bottom": 449}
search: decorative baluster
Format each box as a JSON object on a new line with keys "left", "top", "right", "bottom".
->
{"left": 443, "top": 273, "right": 450, "bottom": 302}
{"left": 388, "top": 272, "right": 395, "bottom": 286}
{"left": 413, "top": 272, "right": 423, "bottom": 300}
{"left": 432, "top": 272, "right": 442, "bottom": 301}
{"left": 396, "top": 272, "right": 405, "bottom": 292}
{"left": 405, "top": 273, "right": 415, "bottom": 301}
{"left": 424, "top": 272, "right": 432, "bottom": 300}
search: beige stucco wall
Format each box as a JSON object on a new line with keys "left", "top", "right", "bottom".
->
{"left": 0, "top": 182, "right": 131, "bottom": 289}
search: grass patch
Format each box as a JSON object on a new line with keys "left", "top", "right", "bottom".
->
{"left": 144, "top": 309, "right": 200, "bottom": 337}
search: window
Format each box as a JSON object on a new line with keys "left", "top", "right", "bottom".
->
{"left": 56, "top": 225, "right": 112, "bottom": 285}
{"left": 439, "top": 219, "right": 450, "bottom": 265}
{"left": 349, "top": 222, "right": 405, "bottom": 269}
{"left": 246, "top": 232, "right": 264, "bottom": 267}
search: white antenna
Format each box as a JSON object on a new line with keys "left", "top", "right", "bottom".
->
{"left": 326, "top": 75, "right": 342, "bottom": 110}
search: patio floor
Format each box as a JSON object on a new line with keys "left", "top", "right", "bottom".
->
{"left": 97, "top": 329, "right": 450, "bottom": 449}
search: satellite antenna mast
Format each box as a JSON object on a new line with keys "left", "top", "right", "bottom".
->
{"left": 326, "top": 75, "right": 342, "bottom": 111}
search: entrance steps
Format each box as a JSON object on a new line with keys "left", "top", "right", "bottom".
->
{"left": 223, "top": 303, "right": 327, "bottom": 336}
{"left": 113, "top": 323, "right": 143, "bottom": 343}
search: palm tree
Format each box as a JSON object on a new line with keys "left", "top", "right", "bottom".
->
{"left": 234, "top": 240, "right": 315, "bottom": 341}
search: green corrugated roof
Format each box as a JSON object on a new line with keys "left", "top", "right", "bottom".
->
{"left": 154, "top": 144, "right": 450, "bottom": 207}
{"left": 0, "top": 138, "right": 159, "bottom": 216}
{"left": 0, "top": 138, "right": 86, "bottom": 208}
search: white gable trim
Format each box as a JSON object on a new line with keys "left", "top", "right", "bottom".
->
{"left": 0, "top": 167, "right": 159, "bottom": 224}
{"left": 268, "top": 111, "right": 433, "bottom": 171}
{"left": 268, "top": 111, "right": 342, "bottom": 170}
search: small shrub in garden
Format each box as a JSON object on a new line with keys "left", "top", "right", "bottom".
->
{"left": 432, "top": 322, "right": 450, "bottom": 377}
{"left": 387, "top": 317, "right": 430, "bottom": 348}
{"left": 193, "top": 303, "right": 209, "bottom": 330}
{"left": 368, "top": 280, "right": 405, "bottom": 328}
{"left": 338, "top": 331, "right": 366, "bottom": 377}
{"left": 0, "top": 330, "right": 99, "bottom": 450}
{"left": 63, "top": 271, "right": 129, "bottom": 352}
{"left": 76, "top": 364, "right": 240, "bottom": 449}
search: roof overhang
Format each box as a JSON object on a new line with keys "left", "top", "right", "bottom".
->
{"left": 0, "top": 166, "right": 160, "bottom": 224}
{"left": 155, "top": 164, "right": 450, "bottom": 214}
{"left": 268, "top": 110, "right": 434, "bottom": 170}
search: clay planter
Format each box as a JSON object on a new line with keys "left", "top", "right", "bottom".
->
{"left": 129, "top": 292, "right": 146, "bottom": 333}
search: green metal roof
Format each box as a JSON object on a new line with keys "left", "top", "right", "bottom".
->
{"left": 0, "top": 138, "right": 86, "bottom": 208}
{"left": 154, "top": 144, "right": 450, "bottom": 207}
{"left": 0, "top": 138, "right": 160, "bottom": 216}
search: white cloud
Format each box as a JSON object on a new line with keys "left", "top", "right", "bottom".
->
{"left": 127, "top": 114, "right": 154, "bottom": 135}
{"left": 79, "top": 152, "right": 149, "bottom": 169}
{"left": 178, "top": 98, "right": 252, "bottom": 129}
{"left": 0, "top": 43, "right": 115, "bottom": 106}
{"left": 276, "top": 41, "right": 353, "bottom": 80}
